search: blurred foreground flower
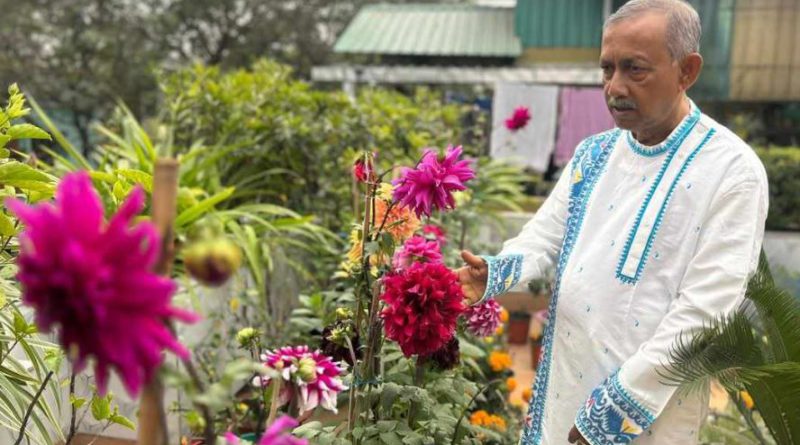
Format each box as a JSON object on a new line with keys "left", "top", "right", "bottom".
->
{"left": 224, "top": 416, "right": 307, "bottom": 445}
{"left": 6, "top": 171, "right": 197, "bottom": 396}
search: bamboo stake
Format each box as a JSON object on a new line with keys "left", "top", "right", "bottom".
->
{"left": 137, "top": 158, "right": 180, "bottom": 445}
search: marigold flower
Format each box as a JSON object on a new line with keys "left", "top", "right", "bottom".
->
{"left": 740, "top": 391, "right": 754, "bottom": 410}
{"left": 506, "top": 377, "right": 517, "bottom": 392}
{"left": 488, "top": 351, "right": 512, "bottom": 372}
{"left": 522, "top": 387, "right": 532, "bottom": 402}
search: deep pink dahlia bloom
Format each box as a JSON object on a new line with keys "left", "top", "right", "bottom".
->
{"left": 392, "top": 235, "right": 443, "bottom": 271}
{"left": 422, "top": 224, "right": 447, "bottom": 246}
{"left": 505, "top": 106, "right": 531, "bottom": 131}
{"left": 464, "top": 298, "right": 502, "bottom": 337}
{"left": 392, "top": 145, "right": 475, "bottom": 217}
{"left": 381, "top": 262, "right": 465, "bottom": 357}
{"left": 256, "top": 346, "right": 347, "bottom": 415}
{"left": 5, "top": 171, "right": 198, "bottom": 396}
{"left": 258, "top": 416, "right": 307, "bottom": 445}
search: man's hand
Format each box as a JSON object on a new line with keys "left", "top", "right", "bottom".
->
{"left": 568, "top": 425, "right": 589, "bottom": 444}
{"left": 456, "top": 250, "right": 488, "bottom": 306}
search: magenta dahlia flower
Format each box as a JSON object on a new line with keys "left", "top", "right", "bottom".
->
{"left": 464, "top": 298, "right": 502, "bottom": 337}
{"left": 392, "top": 145, "right": 475, "bottom": 217}
{"left": 422, "top": 224, "right": 447, "bottom": 246}
{"left": 381, "top": 262, "right": 465, "bottom": 357}
{"left": 255, "top": 346, "right": 347, "bottom": 415}
{"left": 392, "top": 235, "right": 443, "bottom": 271}
{"left": 505, "top": 106, "right": 531, "bottom": 131}
{"left": 224, "top": 416, "right": 307, "bottom": 445}
{"left": 5, "top": 171, "right": 197, "bottom": 396}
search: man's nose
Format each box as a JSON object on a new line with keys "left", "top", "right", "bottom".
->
{"left": 605, "top": 71, "right": 629, "bottom": 99}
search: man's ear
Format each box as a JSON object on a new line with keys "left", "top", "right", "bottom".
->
{"left": 679, "top": 53, "right": 703, "bottom": 91}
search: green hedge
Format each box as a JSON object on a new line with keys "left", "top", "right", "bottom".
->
{"left": 755, "top": 147, "right": 800, "bottom": 231}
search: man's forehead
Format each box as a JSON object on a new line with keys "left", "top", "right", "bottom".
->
{"left": 601, "top": 13, "right": 670, "bottom": 61}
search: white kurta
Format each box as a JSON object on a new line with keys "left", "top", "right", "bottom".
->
{"left": 481, "top": 102, "right": 768, "bottom": 445}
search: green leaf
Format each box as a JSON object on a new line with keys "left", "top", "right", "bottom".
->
{"left": 90, "top": 395, "right": 111, "bottom": 421}
{"left": 69, "top": 395, "right": 86, "bottom": 409}
{"left": 110, "top": 413, "right": 135, "bottom": 430}
{"left": 0, "top": 212, "right": 15, "bottom": 237}
{"left": 175, "top": 187, "right": 234, "bottom": 228}
{"left": 7, "top": 124, "right": 51, "bottom": 141}
{"left": 0, "top": 161, "right": 55, "bottom": 193}
{"left": 115, "top": 169, "right": 153, "bottom": 193}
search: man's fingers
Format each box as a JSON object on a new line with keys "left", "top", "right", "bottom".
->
{"left": 461, "top": 250, "right": 485, "bottom": 269}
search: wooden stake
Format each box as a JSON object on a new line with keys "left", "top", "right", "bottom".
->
{"left": 137, "top": 158, "right": 180, "bottom": 445}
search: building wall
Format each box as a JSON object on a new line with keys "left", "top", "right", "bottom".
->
{"left": 729, "top": 0, "right": 800, "bottom": 101}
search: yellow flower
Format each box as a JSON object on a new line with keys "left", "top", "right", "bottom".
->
{"left": 488, "top": 351, "right": 512, "bottom": 372}
{"left": 522, "top": 387, "right": 532, "bottom": 402}
{"left": 506, "top": 377, "right": 517, "bottom": 392}
{"left": 377, "top": 183, "right": 395, "bottom": 201}
{"left": 499, "top": 307, "right": 509, "bottom": 323}
{"left": 740, "top": 391, "right": 754, "bottom": 410}
{"left": 229, "top": 297, "right": 240, "bottom": 312}
{"left": 495, "top": 325, "right": 505, "bottom": 336}
{"left": 484, "top": 337, "right": 495, "bottom": 345}
{"left": 487, "top": 414, "right": 507, "bottom": 432}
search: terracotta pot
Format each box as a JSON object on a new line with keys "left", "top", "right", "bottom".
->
{"left": 508, "top": 312, "right": 531, "bottom": 344}
{"left": 531, "top": 339, "right": 543, "bottom": 370}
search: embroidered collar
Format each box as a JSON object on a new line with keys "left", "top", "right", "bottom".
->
{"left": 626, "top": 102, "right": 701, "bottom": 157}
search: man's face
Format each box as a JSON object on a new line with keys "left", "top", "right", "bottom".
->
{"left": 600, "top": 13, "right": 685, "bottom": 133}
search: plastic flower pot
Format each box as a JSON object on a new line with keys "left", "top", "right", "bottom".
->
{"left": 508, "top": 311, "right": 532, "bottom": 344}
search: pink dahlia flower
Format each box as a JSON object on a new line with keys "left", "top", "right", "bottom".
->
{"left": 5, "top": 171, "right": 197, "bottom": 396}
{"left": 255, "top": 346, "right": 347, "bottom": 415}
{"left": 381, "top": 262, "right": 465, "bottom": 357}
{"left": 422, "top": 224, "right": 447, "bottom": 246}
{"left": 224, "top": 417, "right": 307, "bottom": 445}
{"left": 392, "top": 145, "right": 475, "bottom": 217}
{"left": 392, "top": 235, "right": 442, "bottom": 271}
{"left": 504, "top": 106, "right": 531, "bottom": 131}
{"left": 464, "top": 298, "right": 502, "bottom": 337}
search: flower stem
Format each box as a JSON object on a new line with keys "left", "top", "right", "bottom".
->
{"left": 407, "top": 360, "right": 426, "bottom": 426}
{"left": 14, "top": 370, "right": 53, "bottom": 445}
{"left": 66, "top": 371, "right": 77, "bottom": 445}
{"left": 450, "top": 379, "right": 503, "bottom": 445}
{"left": 266, "top": 370, "right": 283, "bottom": 427}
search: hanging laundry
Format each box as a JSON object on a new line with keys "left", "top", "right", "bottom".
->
{"left": 554, "top": 87, "right": 616, "bottom": 167}
{"left": 490, "top": 83, "right": 559, "bottom": 172}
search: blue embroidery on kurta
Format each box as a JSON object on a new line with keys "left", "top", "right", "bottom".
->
{"left": 617, "top": 126, "right": 716, "bottom": 284}
{"left": 616, "top": 108, "right": 702, "bottom": 284}
{"left": 520, "top": 129, "right": 621, "bottom": 445}
{"left": 479, "top": 254, "right": 523, "bottom": 301}
{"left": 626, "top": 106, "right": 700, "bottom": 157}
{"left": 575, "top": 371, "right": 655, "bottom": 445}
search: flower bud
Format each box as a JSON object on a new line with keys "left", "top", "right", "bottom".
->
{"left": 183, "top": 237, "right": 242, "bottom": 286}
{"left": 296, "top": 357, "right": 318, "bottom": 382}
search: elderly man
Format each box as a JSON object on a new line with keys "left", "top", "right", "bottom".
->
{"left": 458, "top": 1, "right": 768, "bottom": 444}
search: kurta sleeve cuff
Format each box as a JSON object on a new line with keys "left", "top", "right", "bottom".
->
{"left": 477, "top": 254, "right": 523, "bottom": 303}
{"left": 574, "top": 370, "right": 656, "bottom": 445}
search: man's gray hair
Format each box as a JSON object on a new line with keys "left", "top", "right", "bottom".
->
{"left": 605, "top": 0, "right": 702, "bottom": 60}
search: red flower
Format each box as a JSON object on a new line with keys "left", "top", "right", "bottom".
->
{"left": 422, "top": 224, "right": 447, "bottom": 246}
{"left": 381, "top": 262, "right": 465, "bottom": 357}
{"left": 505, "top": 106, "right": 531, "bottom": 131}
{"left": 352, "top": 153, "right": 376, "bottom": 183}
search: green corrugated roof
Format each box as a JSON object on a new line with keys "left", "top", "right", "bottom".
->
{"left": 515, "top": 0, "right": 604, "bottom": 48}
{"left": 334, "top": 4, "right": 522, "bottom": 57}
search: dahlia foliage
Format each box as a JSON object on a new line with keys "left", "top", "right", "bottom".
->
{"left": 6, "top": 171, "right": 197, "bottom": 396}
{"left": 255, "top": 346, "right": 348, "bottom": 414}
